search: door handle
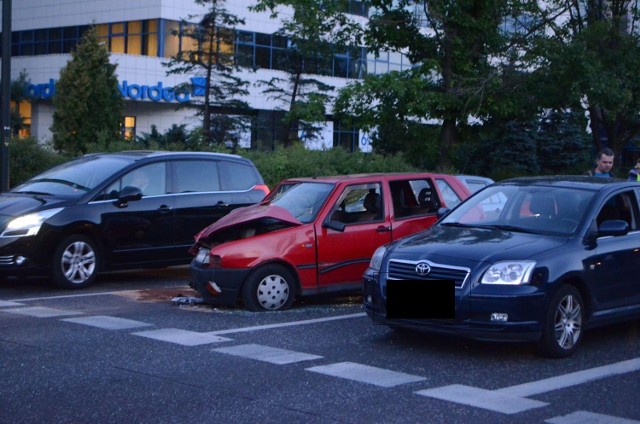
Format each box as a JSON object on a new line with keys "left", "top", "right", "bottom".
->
{"left": 158, "top": 204, "right": 171, "bottom": 213}
{"left": 215, "top": 200, "right": 230, "bottom": 207}
{"left": 376, "top": 225, "right": 392, "bottom": 232}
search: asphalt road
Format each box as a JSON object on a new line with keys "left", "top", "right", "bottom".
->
{"left": 1, "top": 268, "right": 639, "bottom": 424}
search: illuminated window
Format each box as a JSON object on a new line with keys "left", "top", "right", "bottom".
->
{"left": 127, "top": 21, "right": 142, "bottom": 55}
{"left": 122, "top": 116, "right": 136, "bottom": 140}
{"left": 9, "top": 100, "right": 31, "bottom": 139}
{"left": 111, "top": 23, "right": 125, "bottom": 53}
{"left": 163, "top": 21, "right": 180, "bottom": 58}
{"left": 144, "top": 20, "right": 158, "bottom": 56}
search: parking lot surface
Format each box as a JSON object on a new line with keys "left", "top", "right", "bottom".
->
{"left": 1, "top": 269, "right": 639, "bottom": 423}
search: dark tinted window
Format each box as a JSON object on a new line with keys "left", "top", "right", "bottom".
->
{"left": 219, "top": 161, "right": 258, "bottom": 191}
{"left": 122, "top": 163, "right": 167, "bottom": 196}
{"left": 173, "top": 160, "right": 220, "bottom": 192}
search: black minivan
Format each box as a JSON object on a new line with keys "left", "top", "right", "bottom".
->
{"left": 0, "top": 151, "right": 268, "bottom": 289}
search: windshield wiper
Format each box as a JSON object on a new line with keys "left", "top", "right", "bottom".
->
{"left": 12, "top": 190, "right": 51, "bottom": 196}
{"left": 477, "top": 224, "right": 539, "bottom": 234}
{"left": 439, "top": 222, "right": 479, "bottom": 228}
{"left": 30, "top": 178, "right": 90, "bottom": 191}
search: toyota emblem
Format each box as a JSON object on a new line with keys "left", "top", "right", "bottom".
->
{"left": 415, "top": 262, "right": 431, "bottom": 276}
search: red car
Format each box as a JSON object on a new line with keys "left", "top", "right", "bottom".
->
{"left": 189, "top": 173, "right": 471, "bottom": 311}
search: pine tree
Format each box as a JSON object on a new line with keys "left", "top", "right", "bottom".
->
{"left": 164, "top": 0, "right": 251, "bottom": 148}
{"left": 51, "top": 26, "right": 123, "bottom": 155}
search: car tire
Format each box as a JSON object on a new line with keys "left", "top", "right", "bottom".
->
{"left": 51, "top": 235, "right": 100, "bottom": 289}
{"left": 242, "top": 264, "right": 296, "bottom": 311}
{"left": 536, "top": 285, "right": 584, "bottom": 358}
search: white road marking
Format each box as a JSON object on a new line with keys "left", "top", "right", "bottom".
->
{"left": 132, "top": 328, "right": 231, "bottom": 346}
{"left": 6, "top": 292, "right": 125, "bottom": 302}
{"left": 306, "top": 361, "right": 426, "bottom": 388}
{"left": 496, "top": 357, "right": 640, "bottom": 397}
{"left": 208, "top": 312, "right": 366, "bottom": 335}
{"left": 417, "top": 357, "right": 640, "bottom": 415}
{"left": 213, "top": 343, "right": 322, "bottom": 364}
{"left": 545, "top": 411, "right": 640, "bottom": 424}
{"left": 1, "top": 306, "right": 83, "bottom": 318}
{"left": 415, "top": 384, "right": 548, "bottom": 414}
{"left": 62, "top": 315, "right": 153, "bottom": 330}
{"left": 0, "top": 300, "right": 23, "bottom": 307}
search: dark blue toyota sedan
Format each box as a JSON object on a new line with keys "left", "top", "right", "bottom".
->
{"left": 363, "top": 176, "right": 640, "bottom": 357}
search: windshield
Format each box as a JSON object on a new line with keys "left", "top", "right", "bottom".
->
{"left": 441, "top": 184, "right": 596, "bottom": 235}
{"left": 11, "top": 156, "right": 134, "bottom": 197}
{"left": 267, "top": 181, "right": 335, "bottom": 223}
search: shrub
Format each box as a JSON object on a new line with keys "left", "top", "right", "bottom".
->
{"left": 9, "top": 138, "right": 68, "bottom": 187}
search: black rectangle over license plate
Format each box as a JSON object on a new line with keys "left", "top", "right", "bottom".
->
{"left": 386, "top": 279, "right": 454, "bottom": 319}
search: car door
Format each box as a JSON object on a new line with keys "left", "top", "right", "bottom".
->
{"left": 169, "top": 159, "right": 237, "bottom": 253}
{"left": 98, "top": 161, "right": 176, "bottom": 264}
{"left": 590, "top": 190, "right": 640, "bottom": 310}
{"left": 316, "top": 182, "right": 392, "bottom": 288}
{"left": 388, "top": 177, "right": 440, "bottom": 239}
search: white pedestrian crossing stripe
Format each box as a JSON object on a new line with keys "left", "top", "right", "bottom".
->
{"left": 306, "top": 361, "right": 426, "bottom": 387}
{"left": 62, "top": 315, "right": 153, "bottom": 330}
{"left": 212, "top": 343, "right": 322, "bottom": 364}
{"left": 415, "top": 384, "right": 547, "bottom": 414}
{"left": 132, "top": 328, "right": 232, "bottom": 346}
{"left": 0, "top": 300, "right": 23, "bottom": 307}
{"left": 2, "top": 306, "right": 82, "bottom": 318}
{"left": 545, "top": 410, "right": 640, "bottom": 424}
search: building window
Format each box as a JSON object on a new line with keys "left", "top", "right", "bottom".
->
{"left": 122, "top": 116, "right": 136, "bottom": 140}
{"left": 333, "top": 119, "right": 359, "bottom": 152}
{"left": 10, "top": 100, "right": 31, "bottom": 139}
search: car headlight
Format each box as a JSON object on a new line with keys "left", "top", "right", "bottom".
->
{"left": 369, "top": 245, "right": 388, "bottom": 271}
{"left": 1, "top": 208, "right": 64, "bottom": 237}
{"left": 480, "top": 260, "right": 536, "bottom": 285}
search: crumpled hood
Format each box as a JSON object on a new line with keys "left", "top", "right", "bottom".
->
{"left": 194, "top": 203, "right": 302, "bottom": 241}
{"left": 391, "top": 224, "right": 569, "bottom": 265}
{"left": 0, "top": 193, "right": 68, "bottom": 217}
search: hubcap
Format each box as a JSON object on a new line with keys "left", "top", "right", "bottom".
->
{"left": 61, "top": 241, "right": 96, "bottom": 284}
{"left": 256, "top": 274, "right": 289, "bottom": 310}
{"left": 554, "top": 294, "right": 582, "bottom": 350}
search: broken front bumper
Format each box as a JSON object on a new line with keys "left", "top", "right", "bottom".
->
{"left": 189, "top": 259, "right": 251, "bottom": 307}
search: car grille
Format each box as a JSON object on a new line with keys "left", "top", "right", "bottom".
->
{"left": 0, "top": 255, "right": 15, "bottom": 266}
{"left": 387, "top": 259, "right": 470, "bottom": 289}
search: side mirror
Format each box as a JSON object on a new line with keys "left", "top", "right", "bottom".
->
{"left": 598, "top": 219, "right": 629, "bottom": 237}
{"left": 323, "top": 219, "right": 346, "bottom": 232}
{"left": 114, "top": 186, "right": 142, "bottom": 207}
{"left": 436, "top": 207, "right": 451, "bottom": 219}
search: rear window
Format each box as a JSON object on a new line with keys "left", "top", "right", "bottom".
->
{"left": 220, "top": 161, "right": 259, "bottom": 190}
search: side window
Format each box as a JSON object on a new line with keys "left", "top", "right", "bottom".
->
{"left": 329, "top": 183, "right": 382, "bottom": 224}
{"left": 435, "top": 179, "right": 462, "bottom": 208}
{"left": 219, "top": 161, "right": 258, "bottom": 190}
{"left": 596, "top": 191, "right": 638, "bottom": 230}
{"left": 122, "top": 163, "right": 167, "bottom": 197}
{"left": 172, "top": 160, "right": 220, "bottom": 193}
{"left": 390, "top": 178, "right": 439, "bottom": 218}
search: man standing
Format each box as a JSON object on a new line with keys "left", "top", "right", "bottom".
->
{"left": 585, "top": 147, "right": 616, "bottom": 177}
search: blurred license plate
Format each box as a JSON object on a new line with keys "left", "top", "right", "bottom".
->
{"left": 386, "top": 279, "right": 454, "bottom": 319}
